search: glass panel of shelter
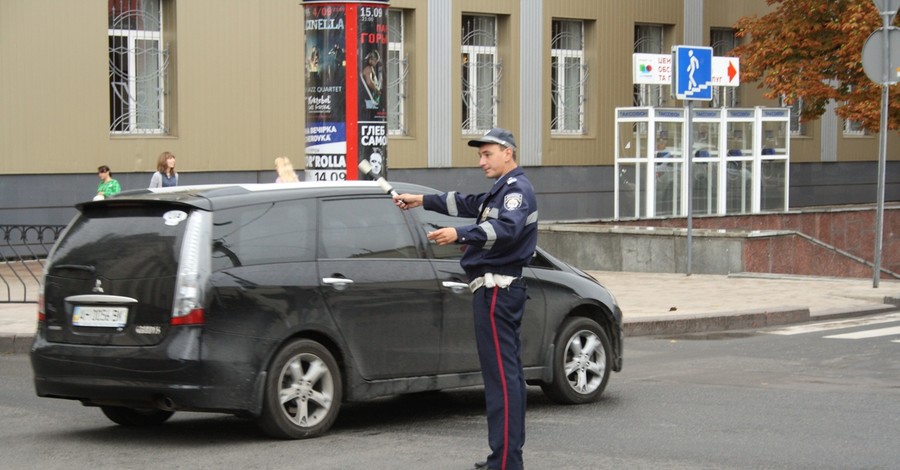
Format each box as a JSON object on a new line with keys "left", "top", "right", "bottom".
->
{"left": 614, "top": 107, "right": 791, "bottom": 220}
{"left": 726, "top": 110, "right": 755, "bottom": 215}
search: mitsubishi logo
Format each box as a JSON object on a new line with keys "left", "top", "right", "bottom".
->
{"left": 92, "top": 279, "right": 104, "bottom": 293}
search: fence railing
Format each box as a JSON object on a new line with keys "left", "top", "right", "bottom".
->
{"left": 1, "top": 225, "right": 66, "bottom": 303}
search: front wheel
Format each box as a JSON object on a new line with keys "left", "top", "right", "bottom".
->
{"left": 541, "top": 317, "right": 612, "bottom": 404}
{"left": 100, "top": 406, "right": 174, "bottom": 426}
{"left": 257, "top": 339, "right": 342, "bottom": 439}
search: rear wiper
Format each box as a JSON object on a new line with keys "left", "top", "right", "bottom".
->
{"left": 53, "top": 264, "right": 97, "bottom": 273}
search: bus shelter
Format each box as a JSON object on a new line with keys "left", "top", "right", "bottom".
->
{"left": 614, "top": 107, "right": 790, "bottom": 219}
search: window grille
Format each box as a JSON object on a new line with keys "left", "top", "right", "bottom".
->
{"left": 711, "top": 28, "right": 739, "bottom": 108}
{"left": 634, "top": 24, "right": 663, "bottom": 107}
{"left": 108, "top": 0, "right": 169, "bottom": 135}
{"left": 387, "top": 9, "right": 408, "bottom": 136}
{"left": 461, "top": 15, "right": 500, "bottom": 133}
{"left": 551, "top": 20, "right": 587, "bottom": 134}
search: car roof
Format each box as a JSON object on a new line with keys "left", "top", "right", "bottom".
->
{"left": 80, "top": 181, "right": 438, "bottom": 211}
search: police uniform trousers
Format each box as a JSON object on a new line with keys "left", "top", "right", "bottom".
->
{"left": 472, "top": 279, "right": 527, "bottom": 470}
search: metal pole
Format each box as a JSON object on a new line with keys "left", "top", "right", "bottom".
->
{"left": 873, "top": 10, "right": 891, "bottom": 288}
{"left": 874, "top": 84, "right": 887, "bottom": 288}
{"left": 686, "top": 101, "right": 694, "bottom": 276}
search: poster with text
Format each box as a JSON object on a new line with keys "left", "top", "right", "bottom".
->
{"left": 304, "top": 3, "right": 347, "bottom": 181}
{"left": 356, "top": 3, "right": 388, "bottom": 177}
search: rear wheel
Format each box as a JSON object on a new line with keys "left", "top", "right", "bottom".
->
{"left": 541, "top": 316, "right": 612, "bottom": 404}
{"left": 257, "top": 339, "right": 342, "bottom": 439}
{"left": 100, "top": 406, "right": 174, "bottom": 426}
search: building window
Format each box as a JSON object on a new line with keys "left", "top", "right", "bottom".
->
{"left": 711, "top": 28, "right": 739, "bottom": 108}
{"left": 387, "top": 9, "right": 408, "bottom": 136}
{"left": 843, "top": 119, "right": 867, "bottom": 136}
{"left": 841, "top": 85, "right": 867, "bottom": 136}
{"left": 108, "top": 0, "right": 169, "bottom": 135}
{"left": 780, "top": 96, "right": 805, "bottom": 136}
{"left": 551, "top": 19, "right": 586, "bottom": 134}
{"left": 634, "top": 24, "right": 664, "bottom": 107}
{"left": 461, "top": 15, "right": 499, "bottom": 133}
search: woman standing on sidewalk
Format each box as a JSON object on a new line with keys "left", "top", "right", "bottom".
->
{"left": 149, "top": 151, "right": 178, "bottom": 188}
{"left": 94, "top": 165, "right": 120, "bottom": 200}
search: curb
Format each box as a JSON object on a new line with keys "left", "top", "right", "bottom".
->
{"left": 623, "top": 303, "right": 899, "bottom": 337}
{"left": 0, "top": 334, "right": 33, "bottom": 355}
{"left": 623, "top": 306, "right": 809, "bottom": 337}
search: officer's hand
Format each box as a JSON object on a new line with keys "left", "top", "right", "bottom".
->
{"left": 427, "top": 227, "right": 458, "bottom": 245}
{"left": 393, "top": 193, "right": 423, "bottom": 210}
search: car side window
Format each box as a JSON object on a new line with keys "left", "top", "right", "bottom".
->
{"left": 211, "top": 199, "right": 316, "bottom": 271}
{"left": 319, "top": 198, "right": 419, "bottom": 259}
{"left": 410, "top": 207, "right": 469, "bottom": 260}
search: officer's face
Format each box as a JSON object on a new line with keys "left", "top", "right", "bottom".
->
{"left": 478, "top": 144, "right": 513, "bottom": 179}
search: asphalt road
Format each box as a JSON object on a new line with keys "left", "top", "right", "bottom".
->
{"left": 2, "top": 313, "right": 898, "bottom": 469}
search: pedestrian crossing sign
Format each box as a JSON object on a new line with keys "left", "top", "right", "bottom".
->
{"left": 673, "top": 46, "right": 713, "bottom": 101}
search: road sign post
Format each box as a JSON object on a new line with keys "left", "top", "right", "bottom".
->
{"left": 862, "top": 0, "right": 899, "bottom": 287}
{"left": 671, "top": 46, "right": 713, "bottom": 276}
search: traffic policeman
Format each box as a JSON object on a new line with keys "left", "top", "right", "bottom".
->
{"left": 394, "top": 127, "right": 537, "bottom": 470}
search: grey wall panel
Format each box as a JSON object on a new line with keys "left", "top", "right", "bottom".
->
{"left": 0, "top": 171, "right": 264, "bottom": 226}
{"left": 393, "top": 166, "right": 615, "bottom": 222}
{"left": 2, "top": 163, "right": 897, "bottom": 227}
{"left": 789, "top": 162, "right": 900, "bottom": 207}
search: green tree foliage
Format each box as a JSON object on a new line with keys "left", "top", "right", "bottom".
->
{"left": 732, "top": 0, "right": 899, "bottom": 133}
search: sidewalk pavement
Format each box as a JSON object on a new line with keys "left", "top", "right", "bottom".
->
{"left": 2, "top": 272, "right": 899, "bottom": 354}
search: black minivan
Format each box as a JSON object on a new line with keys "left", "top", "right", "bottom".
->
{"left": 31, "top": 182, "right": 623, "bottom": 439}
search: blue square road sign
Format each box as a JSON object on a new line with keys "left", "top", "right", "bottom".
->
{"left": 673, "top": 46, "right": 713, "bottom": 101}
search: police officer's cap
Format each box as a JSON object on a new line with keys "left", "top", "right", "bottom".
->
{"left": 467, "top": 127, "right": 517, "bottom": 151}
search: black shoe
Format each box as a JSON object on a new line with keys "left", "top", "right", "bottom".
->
{"left": 473, "top": 462, "right": 497, "bottom": 470}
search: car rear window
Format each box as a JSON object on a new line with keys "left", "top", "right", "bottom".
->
{"left": 49, "top": 205, "right": 189, "bottom": 279}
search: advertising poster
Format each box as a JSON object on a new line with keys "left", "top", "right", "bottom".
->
{"left": 356, "top": 3, "right": 389, "bottom": 178}
{"left": 303, "top": 1, "right": 389, "bottom": 182}
{"left": 304, "top": 2, "right": 348, "bottom": 182}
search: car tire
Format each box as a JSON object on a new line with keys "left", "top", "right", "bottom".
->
{"left": 541, "top": 316, "right": 612, "bottom": 404}
{"left": 100, "top": 406, "right": 174, "bottom": 426}
{"left": 257, "top": 339, "right": 342, "bottom": 439}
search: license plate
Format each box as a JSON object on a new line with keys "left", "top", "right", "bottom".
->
{"left": 73, "top": 306, "right": 129, "bottom": 328}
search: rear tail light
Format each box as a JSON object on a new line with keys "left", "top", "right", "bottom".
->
{"left": 171, "top": 211, "right": 211, "bottom": 326}
{"left": 37, "top": 293, "right": 46, "bottom": 323}
{"left": 37, "top": 276, "right": 46, "bottom": 323}
{"left": 171, "top": 307, "right": 205, "bottom": 325}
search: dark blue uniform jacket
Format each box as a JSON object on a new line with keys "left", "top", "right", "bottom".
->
{"left": 423, "top": 167, "right": 538, "bottom": 281}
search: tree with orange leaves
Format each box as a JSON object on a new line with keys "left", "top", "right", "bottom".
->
{"left": 732, "top": 0, "right": 900, "bottom": 133}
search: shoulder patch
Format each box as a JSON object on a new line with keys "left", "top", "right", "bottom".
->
{"left": 506, "top": 177, "right": 517, "bottom": 185}
{"left": 504, "top": 193, "right": 524, "bottom": 210}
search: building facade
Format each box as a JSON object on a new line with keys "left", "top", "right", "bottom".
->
{"left": 1, "top": 0, "right": 897, "bottom": 225}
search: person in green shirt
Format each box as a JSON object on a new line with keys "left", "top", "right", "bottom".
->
{"left": 95, "top": 165, "right": 121, "bottom": 200}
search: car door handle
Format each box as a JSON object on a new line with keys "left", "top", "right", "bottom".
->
{"left": 323, "top": 277, "right": 354, "bottom": 291}
{"left": 442, "top": 281, "right": 470, "bottom": 294}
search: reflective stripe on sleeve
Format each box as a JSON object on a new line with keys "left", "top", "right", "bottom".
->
{"left": 526, "top": 210, "right": 538, "bottom": 225}
{"left": 480, "top": 221, "right": 497, "bottom": 249}
{"left": 447, "top": 191, "right": 459, "bottom": 216}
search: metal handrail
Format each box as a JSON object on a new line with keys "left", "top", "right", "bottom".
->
{"left": 1, "top": 225, "right": 65, "bottom": 303}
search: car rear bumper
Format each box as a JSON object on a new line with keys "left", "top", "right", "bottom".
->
{"left": 30, "top": 328, "right": 266, "bottom": 415}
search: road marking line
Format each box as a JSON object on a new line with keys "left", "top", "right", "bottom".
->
{"left": 824, "top": 326, "right": 900, "bottom": 340}
{"left": 765, "top": 312, "right": 900, "bottom": 335}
